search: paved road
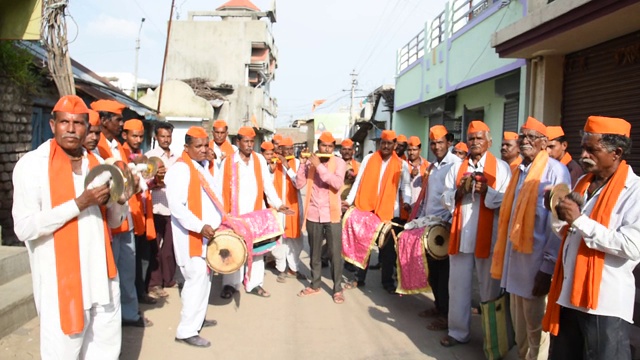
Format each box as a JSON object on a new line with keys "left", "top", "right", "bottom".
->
{"left": 1, "top": 244, "right": 519, "bottom": 360}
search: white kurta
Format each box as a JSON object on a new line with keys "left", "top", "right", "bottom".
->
{"left": 419, "top": 151, "right": 461, "bottom": 221}
{"left": 557, "top": 167, "right": 640, "bottom": 323}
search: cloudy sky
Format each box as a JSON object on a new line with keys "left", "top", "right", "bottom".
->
{"left": 68, "top": 0, "right": 443, "bottom": 126}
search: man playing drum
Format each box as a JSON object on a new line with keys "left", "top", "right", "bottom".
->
{"left": 440, "top": 121, "right": 510, "bottom": 347}
{"left": 165, "top": 126, "right": 222, "bottom": 348}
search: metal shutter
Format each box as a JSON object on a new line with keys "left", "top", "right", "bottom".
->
{"left": 502, "top": 97, "right": 519, "bottom": 133}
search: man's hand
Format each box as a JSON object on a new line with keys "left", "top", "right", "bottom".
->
{"left": 474, "top": 180, "right": 488, "bottom": 195}
{"left": 205, "top": 148, "right": 216, "bottom": 162}
{"left": 300, "top": 147, "right": 309, "bottom": 165}
{"left": 278, "top": 205, "right": 295, "bottom": 215}
{"left": 200, "top": 224, "right": 216, "bottom": 240}
{"left": 277, "top": 154, "right": 288, "bottom": 169}
{"left": 556, "top": 196, "right": 582, "bottom": 225}
{"left": 531, "top": 271, "right": 552, "bottom": 297}
{"left": 268, "top": 161, "right": 277, "bottom": 173}
{"left": 309, "top": 153, "right": 321, "bottom": 168}
{"left": 219, "top": 152, "right": 228, "bottom": 163}
{"left": 345, "top": 169, "right": 355, "bottom": 182}
{"left": 76, "top": 184, "right": 110, "bottom": 211}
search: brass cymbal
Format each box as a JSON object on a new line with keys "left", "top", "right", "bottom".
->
{"left": 142, "top": 156, "right": 162, "bottom": 179}
{"left": 549, "top": 183, "right": 571, "bottom": 220}
{"left": 108, "top": 159, "right": 137, "bottom": 199}
{"left": 84, "top": 164, "right": 124, "bottom": 204}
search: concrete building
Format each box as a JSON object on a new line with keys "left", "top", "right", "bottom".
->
{"left": 98, "top": 72, "right": 155, "bottom": 100}
{"left": 163, "top": 0, "right": 278, "bottom": 138}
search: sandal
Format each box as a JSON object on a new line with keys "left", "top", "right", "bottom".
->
{"left": 440, "top": 335, "right": 469, "bottom": 347}
{"left": 342, "top": 281, "right": 356, "bottom": 290}
{"left": 418, "top": 308, "right": 440, "bottom": 318}
{"left": 426, "top": 317, "right": 448, "bottom": 331}
{"left": 297, "top": 287, "right": 321, "bottom": 297}
{"left": 333, "top": 291, "right": 345, "bottom": 304}
{"left": 220, "top": 285, "right": 236, "bottom": 299}
{"left": 247, "top": 286, "right": 271, "bottom": 298}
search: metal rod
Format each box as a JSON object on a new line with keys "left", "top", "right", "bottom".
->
{"left": 134, "top": 18, "right": 145, "bottom": 100}
{"left": 157, "top": 0, "right": 176, "bottom": 113}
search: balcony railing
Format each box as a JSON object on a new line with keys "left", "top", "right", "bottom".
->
{"left": 451, "top": 0, "right": 493, "bottom": 33}
{"left": 430, "top": 11, "right": 446, "bottom": 49}
{"left": 397, "top": 30, "right": 425, "bottom": 73}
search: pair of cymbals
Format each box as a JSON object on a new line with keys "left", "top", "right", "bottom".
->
{"left": 84, "top": 164, "right": 125, "bottom": 205}
{"left": 546, "top": 183, "right": 571, "bottom": 220}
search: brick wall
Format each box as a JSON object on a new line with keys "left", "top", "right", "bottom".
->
{"left": 0, "top": 76, "right": 33, "bottom": 245}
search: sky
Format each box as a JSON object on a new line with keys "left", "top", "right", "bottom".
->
{"left": 67, "top": 0, "right": 444, "bottom": 126}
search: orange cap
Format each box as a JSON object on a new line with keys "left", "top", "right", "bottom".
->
{"left": 503, "top": 131, "right": 519, "bottom": 141}
{"left": 186, "top": 126, "right": 208, "bottom": 138}
{"left": 261, "top": 141, "right": 274, "bottom": 151}
{"left": 467, "top": 120, "right": 490, "bottom": 134}
{"left": 90, "top": 99, "right": 126, "bottom": 115}
{"left": 238, "top": 126, "right": 256, "bottom": 138}
{"left": 584, "top": 116, "right": 631, "bottom": 137}
{"left": 546, "top": 126, "right": 565, "bottom": 140}
{"left": 272, "top": 134, "right": 283, "bottom": 142}
{"left": 341, "top": 139, "right": 354, "bottom": 148}
{"left": 429, "top": 125, "right": 448, "bottom": 140}
{"left": 407, "top": 136, "right": 421, "bottom": 147}
{"left": 88, "top": 110, "right": 100, "bottom": 126}
{"left": 380, "top": 130, "right": 396, "bottom": 141}
{"left": 397, "top": 134, "right": 408, "bottom": 143}
{"left": 454, "top": 142, "right": 468, "bottom": 152}
{"left": 319, "top": 131, "right": 335, "bottom": 143}
{"left": 522, "top": 116, "right": 547, "bottom": 136}
{"left": 53, "top": 95, "right": 89, "bottom": 114}
{"left": 123, "top": 119, "right": 144, "bottom": 132}
{"left": 280, "top": 137, "right": 294, "bottom": 146}
{"left": 213, "top": 119, "right": 228, "bottom": 129}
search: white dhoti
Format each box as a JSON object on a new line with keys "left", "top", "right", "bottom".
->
{"left": 222, "top": 255, "right": 265, "bottom": 292}
{"left": 176, "top": 257, "right": 211, "bottom": 339}
{"left": 273, "top": 236, "right": 302, "bottom": 273}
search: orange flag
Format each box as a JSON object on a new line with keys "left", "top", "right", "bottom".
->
{"left": 311, "top": 99, "right": 326, "bottom": 112}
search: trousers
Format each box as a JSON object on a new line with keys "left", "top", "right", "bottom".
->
{"left": 176, "top": 257, "right": 211, "bottom": 339}
{"left": 111, "top": 230, "right": 140, "bottom": 321}
{"left": 307, "top": 220, "right": 343, "bottom": 293}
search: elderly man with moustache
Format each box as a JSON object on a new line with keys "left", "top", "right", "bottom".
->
{"left": 502, "top": 131, "right": 522, "bottom": 172}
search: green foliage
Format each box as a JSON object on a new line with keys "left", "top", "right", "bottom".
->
{"left": 0, "top": 40, "right": 42, "bottom": 94}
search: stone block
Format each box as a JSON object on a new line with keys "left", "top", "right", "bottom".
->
{"left": 4, "top": 162, "right": 14, "bottom": 172}
{"left": 0, "top": 172, "right": 10, "bottom": 182}
{"left": 2, "top": 182, "right": 11, "bottom": 190}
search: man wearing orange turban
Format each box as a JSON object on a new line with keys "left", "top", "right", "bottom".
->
{"left": 440, "top": 120, "right": 510, "bottom": 347}
{"left": 452, "top": 142, "right": 468, "bottom": 160}
{"left": 546, "top": 125, "right": 584, "bottom": 186}
{"left": 83, "top": 110, "right": 102, "bottom": 154}
{"left": 208, "top": 119, "right": 237, "bottom": 171}
{"left": 395, "top": 134, "right": 408, "bottom": 160}
{"left": 344, "top": 129, "right": 411, "bottom": 292}
{"left": 12, "top": 95, "right": 130, "bottom": 358}
{"left": 339, "top": 138, "right": 360, "bottom": 202}
{"left": 272, "top": 133, "right": 283, "bottom": 155}
{"left": 543, "top": 116, "right": 639, "bottom": 360}
{"left": 501, "top": 131, "right": 522, "bottom": 171}
{"left": 405, "top": 136, "right": 430, "bottom": 215}
{"left": 491, "top": 116, "right": 570, "bottom": 359}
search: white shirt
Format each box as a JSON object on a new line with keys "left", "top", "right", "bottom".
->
{"left": 12, "top": 140, "right": 126, "bottom": 312}
{"left": 408, "top": 157, "right": 429, "bottom": 205}
{"left": 419, "top": 151, "right": 462, "bottom": 222}
{"left": 557, "top": 166, "right": 640, "bottom": 323}
{"left": 275, "top": 159, "right": 302, "bottom": 231}
{"left": 165, "top": 158, "right": 223, "bottom": 267}
{"left": 145, "top": 146, "right": 179, "bottom": 216}
{"left": 106, "top": 137, "right": 122, "bottom": 161}
{"left": 345, "top": 153, "right": 412, "bottom": 218}
{"left": 212, "top": 141, "right": 238, "bottom": 171}
{"left": 442, "top": 152, "right": 511, "bottom": 253}
{"left": 221, "top": 152, "right": 283, "bottom": 216}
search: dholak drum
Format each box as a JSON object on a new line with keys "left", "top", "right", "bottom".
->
{"left": 206, "top": 230, "right": 248, "bottom": 274}
{"left": 237, "top": 208, "right": 284, "bottom": 255}
{"left": 422, "top": 222, "right": 450, "bottom": 260}
{"left": 341, "top": 207, "right": 392, "bottom": 248}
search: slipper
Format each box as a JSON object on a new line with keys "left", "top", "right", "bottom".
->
{"left": 440, "top": 335, "right": 469, "bottom": 347}
{"left": 220, "top": 285, "right": 236, "bottom": 299}
{"left": 333, "top": 291, "right": 345, "bottom": 304}
{"left": 297, "top": 287, "right": 321, "bottom": 297}
{"left": 342, "top": 282, "right": 356, "bottom": 291}
{"left": 427, "top": 317, "right": 448, "bottom": 331}
{"left": 123, "top": 316, "right": 153, "bottom": 328}
{"left": 418, "top": 308, "right": 440, "bottom": 318}
{"left": 247, "top": 286, "right": 271, "bottom": 298}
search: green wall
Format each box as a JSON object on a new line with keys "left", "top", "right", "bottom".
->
{"left": 393, "top": 107, "right": 429, "bottom": 158}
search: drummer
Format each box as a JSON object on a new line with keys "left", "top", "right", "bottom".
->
{"left": 440, "top": 121, "right": 510, "bottom": 347}
{"left": 343, "top": 130, "right": 411, "bottom": 292}
{"left": 491, "top": 117, "right": 570, "bottom": 359}
{"left": 164, "top": 126, "right": 222, "bottom": 348}
{"left": 412, "top": 125, "right": 461, "bottom": 329}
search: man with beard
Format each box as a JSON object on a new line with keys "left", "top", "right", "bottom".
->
{"left": 502, "top": 131, "right": 522, "bottom": 171}
{"left": 546, "top": 126, "right": 584, "bottom": 187}
{"left": 395, "top": 134, "right": 408, "bottom": 160}
{"left": 440, "top": 121, "right": 510, "bottom": 346}
{"left": 491, "top": 117, "right": 570, "bottom": 359}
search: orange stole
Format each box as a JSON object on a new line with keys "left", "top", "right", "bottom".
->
{"left": 274, "top": 159, "right": 300, "bottom": 238}
{"left": 354, "top": 151, "right": 403, "bottom": 222}
{"left": 509, "top": 157, "right": 522, "bottom": 173}
{"left": 179, "top": 152, "right": 209, "bottom": 257}
{"left": 543, "top": 161, "right": 629, "bottom": 336}
{"left": 560, "top": 152, "right": 572, "bottom": 166}
{"left": 122, "top": 142, "right": 154, "bottom": 239}
{"left": 49, "top": 140, "right": 117, "bottom": 335}
{"left": 303, "top": 157, "right": 341, "bottom": 231}
{"left": 347, "top": 159, "right": 360, "bottom": 176}
{"left": 448, "top": 152, "right": 498, "bottom": 258}
{"left": 97, "top": 134, "right": 132, "bottom": 234}
{"left": 222, "top": 152, "right": 264, "bottom": 214}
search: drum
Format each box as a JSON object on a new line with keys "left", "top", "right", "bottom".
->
{"left": 206, "top": 230, "right": 248, "bottom": 274}
{"left": 341, "top": 206, "right": 392, "bottom": 249}
{"left": 230, "top": 208, "right": 284, "bottom": 255}
{"left": 422, "top": 222, "right": 450, "bottom": 260}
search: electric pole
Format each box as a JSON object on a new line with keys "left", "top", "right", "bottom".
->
{"left": 348, "top": 70, "right": 358, "bottom": 129}
{"left": 133, "top": 18, "right": 145, "bottom": 100}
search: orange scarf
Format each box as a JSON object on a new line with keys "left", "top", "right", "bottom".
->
{"left": 491, "top": 151, "right": 549, "bottom": 279}
{"left": 354, "top": 151, "right": 403, "bottom": 222}
{"left": 560, "top": 152, "right": 572, "bottom": 166}
{"left": 179, "top": 151, "right": 209, "bottom": 257}
{"left": 208, "top": 140, "right": 235, "bottom": 175}
{"left": 543, "top": 161, "right": 629, "bottom": 336}
{"left": 274, "top": 159, "right": 300, "bottom": 238}
{"left": 97, "top": 134, "right": 132, "bottom": 234}
{"left": 223, "top": 152, "right": 264, "bottom": 214}
{"left": 347, "top": 159, "right": 360, "bottom": 176}
{"left": 448, "top": 152, "right": 498, "bottom": 258}
{"left": 303, "top": 157, "right": 342, "bottom": 231}
{"left": 510, "top": 156, "right": 522, "bottom": 173}
{"left": 122, "top": 142, "right": 155, "bottom": 240}
{"left": 49, "top": 140, "right": 117, "bottom": 335}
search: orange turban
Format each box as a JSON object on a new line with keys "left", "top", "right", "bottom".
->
{"left": 397, "top": 134, "right": 408, "bottom": 143}
{"left": 380, "top": 130, "right": 396, "bottom": 141}
{"left": 261, "top": 141, "right": 274, "bottom": 151}
{"left": 341, "top": 139, "right": 354, "bottom": 148}
{"left": 468, "top": 120, "right": 490, "bottom": 134}
{"left": 429, "top": 125, "right": 448, "bottom": 140}
{"left": 88, "top": 110, "right": 100, "bottom": 126}
{"left": 455, "top": 142, "right": 468, "bottom": 152}
{"left": 238, "top": 126, "right": 256, "bottom": 138}
{"left": 280, "top": 137, "right": 294, "bottom": 146}
{"left": 407, "top": 136, "right": 421, "bottom": 147}
{"left": 213, "top": 119, "right": 228, "bottom": 129}
{"left": 584, "top": 116, "right": 631, "bottom": 137}
{"left": 319, "top": 131, "right": 335, "bottom": 143}
{"left": 522, "top": 116, "right": 547, "bottom": 136}
{"left": 186, "top": 126, "right": 208, "bottom": 138}
{"left": 272, "top": 134, "right": 283, "bottom": 142}
{"left": 123, "top": 119, "right": 144, "bottom": 132}
{"left": 90, "top": 99, "right": 126, "bottom": 115}
{"left": 503, "top": 131, "right": 519, "bottom": 141}
{"left": 53, "top": 95, "right": 89, "bottom": 114}
{"left": 546, "top": 126, "right": 565, "bottom": 141}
